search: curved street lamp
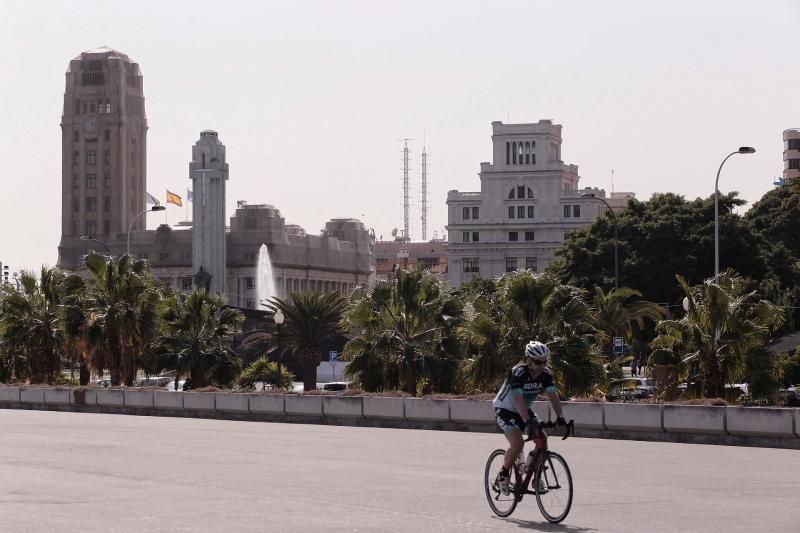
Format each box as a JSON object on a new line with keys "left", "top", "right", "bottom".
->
{"left": 80, "top": 235, "right": 110, "bottom": 253}
{"left": 714, "top": 147, "right": 755, "bottom": 279}
{"left": 581, "top": 192, "right": 619, "bottom": 290}
{"left": 127, "top": 205, "right": 166, "bottom": 256}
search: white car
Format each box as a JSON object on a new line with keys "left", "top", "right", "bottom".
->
{"left": 164, "top": 380, "right": 186, "bottom": 391}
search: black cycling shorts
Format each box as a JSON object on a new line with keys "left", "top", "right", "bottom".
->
{"left": 495, "top": 408, "right": 538, "bottom": 434}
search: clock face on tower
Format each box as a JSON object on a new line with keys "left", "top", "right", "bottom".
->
{"left": 84, "top": 115, "right": 98, "bottom": 139}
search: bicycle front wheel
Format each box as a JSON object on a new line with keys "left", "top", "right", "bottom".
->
{"left": 484, "top": 449, "right": 518, "bottom": 517}
{"left": 535, "top": 451, "right": 573, "bottom": 523}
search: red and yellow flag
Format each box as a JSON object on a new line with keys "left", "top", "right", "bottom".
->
{"left": 166, "top": 190, "right": 182, "bottom": 207}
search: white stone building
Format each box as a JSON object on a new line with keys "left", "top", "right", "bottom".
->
{"left": 445, "top": 120, "right": 634, "bottom": 287}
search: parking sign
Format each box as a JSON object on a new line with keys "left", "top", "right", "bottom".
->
{"left": 329, "top": 351, "right": 338, "bottom": 362}
{"left": 613, "top": 337, "right": 624, "bottom": 355}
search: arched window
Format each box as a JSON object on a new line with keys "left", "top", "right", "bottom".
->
{"left": 512, "top": 142, "right": 517, "bottom": 164}
{"left": 508, "top": 188, "right": 516, "bottom": 199}
{"left": 527, "top": 187, "right": 534, "bottom": 199}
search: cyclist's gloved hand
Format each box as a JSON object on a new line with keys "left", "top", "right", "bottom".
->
{"left": 556, "top": 416, "right": 567, "bottom": 426}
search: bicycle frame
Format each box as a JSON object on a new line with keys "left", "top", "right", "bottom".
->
{"left": 513, "top": 420, "right": 574, "bottom": 499}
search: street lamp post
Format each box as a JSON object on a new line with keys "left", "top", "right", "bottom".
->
{"left": 714, "top": 147, "right": 755, "bottom": 279}
{"left": 274, "top": 308, "right": 285, "bottom": 389}
{"left": 127, "top": 205, "right": 166, "bottom": 256}
{"left": 80, "top": 235, "right": 110, "bottom": 253}
{"left": 582, "top": 192, "right": 619, "bottom": 290}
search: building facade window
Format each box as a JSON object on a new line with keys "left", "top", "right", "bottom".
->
{"left": 182, "top": 277, "right": 193, "bottom": 290}
{"left": 508, "top": 188, "right": 515, "bottom": 199}
{"left": 104, "top": 174, "right": 110, "bottom": 188}
{"left": 73, "top": 174, "right": 79, "bottom": 189}
{"left": 104, "top": 150, "right": 110, "bottom": 164}
{"left": 788, "top": 139, "right": 800, "bottom": 150}
{"left": 472, "top": 231, "right": 479, "bottom": 242}
{"left": 527, "top": 205, "right": 534, "bottom": 218}
{"left": 86, "top": 197, "right": 97, "bottom": 212}
{"left": 87, "top": 151, "right": 96, "bottom": 165}
{"left": 505, "top": 257, "right": 517, "bottom": 272}
{"left": 246, "top": 298, "right": 256, "bottom": 309}
{"left": 517, "top": 206, "right": 525, "bottom": 218}
{"left": 245, "top": 251, "right": 257, "bottom": 262}
{"left": 72, "top": 198, "right": 79, "bottom": 212}
{"left": 508, "top": 206, "right": 515, "bottom": 219}
{"left": 788, "top": 159, "right": 800, "bottom": 170}
{"left": 73, "top": 130, "right": 79, "bottom": 143}
{"left": 85, "top": 220, "right": 97, "bottom": 236}
{"left": 73, "top": 151, "right": 79, "bottom": 165}
{"left": 509, "top": 231, "right": 519, "bottom": 241}
{"left": 573, "top": 205, "right": 581, "bottom": 217}
{"left": 512, "top": 142, "right": 517, "bottom": 164}
{"left": 527, "top": 187, "right": 534, "bottom": 199}
{"left": 462, "top": 258, "right": 479, "bottom": 273}
{"left": 525, "top": 231, "right": 535, "bottom": 241}
{"left": 462, "top": 207, "right": 470, "bottom": 220}
{"left": 563, "top": 205, "right": 571, "bottom": 217}
{"left": 462, "top": 231, "right": 470, "bottom": 242}
{"left": 246, "top": 277, "right": 256, "bottom": 289}
{"left": 525, "top": 257, "right": 538, "bottom": 271}
{"left": 506, "top": 142, "right": 510, "bottom": 165}
{"left": 104, "top": 197, "right": 110, "bottom": 212}
{"left": 87, "top": 174, "right": 97, "bottom": 189}
{"left": 517, "top": 186, "right": 525, "bottom": 198}
{"left": 472, "top": 206, "right": 479, "bottom": 219}
{"left": 245, "top": 217, "right": 257, "bottom": 229}
{"left": 104, "top": 129, "right": 111, "bottom": 142}
{"left": 103, "top": 220, "right": 110, "bottom": 235}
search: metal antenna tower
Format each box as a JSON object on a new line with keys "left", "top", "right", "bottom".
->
{"left": 401, "top": 139, "right": 412, "bottom": 242}
{"left": 421, "top": 140, "right": 428, "bottom": 241}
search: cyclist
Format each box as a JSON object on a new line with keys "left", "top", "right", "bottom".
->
{"left": 493, "top": 340, "right": 566, "bottom": 495}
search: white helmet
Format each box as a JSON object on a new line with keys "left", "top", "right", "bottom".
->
{"left": 525, "top": 341, "right": 550, "bottom": 362}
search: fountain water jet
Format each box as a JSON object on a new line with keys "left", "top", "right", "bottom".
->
{"left": 256, "top": 244, "right": 278, "bottom": 307}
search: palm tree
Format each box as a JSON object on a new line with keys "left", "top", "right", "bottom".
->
{"left": 271, "top": 291, "right": 346, "bottom": 392}
{"left": 240, "top": 356, "right": 294, "bottom": 390}
{"left": 591, "top": 286, "right": 665, "bottom": 359}
{"left": 151, "top": 288, "right": 243, "bottom": 389}
{"left": 462, "top": 270, "right": 605, "bottom": 397}
{"left": 0, "top": 268, "right": 68, "bottom": 384}
{"left": 650, "top": 271, "right": 784, "bottom": 398}
{"left": 342, "top": 269, "right": 463, "bottom": 394}
{"left": 84, "top": 253, "right": 162, "bottom": 385}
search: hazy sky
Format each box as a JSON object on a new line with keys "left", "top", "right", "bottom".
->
{"left": 1, "top": 0, "right": 798, "bottom": 273}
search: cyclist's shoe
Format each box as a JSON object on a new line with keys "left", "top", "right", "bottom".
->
{"left": 536, "top": 477, "right": 549, "bottom": 494}
{"left": 498, "top": 469, "right": 511, "bottom": 496}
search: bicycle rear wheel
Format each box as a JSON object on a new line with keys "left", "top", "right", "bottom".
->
{"left": 484, "top": 449, "right": 518, "bottom": 517}
{"left": 535, "top": 451, "right": 573, "bottom": 523}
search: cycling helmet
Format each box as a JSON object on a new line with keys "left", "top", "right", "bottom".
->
{"left": 525, "top": 341, "right": 550, "bottom": 361}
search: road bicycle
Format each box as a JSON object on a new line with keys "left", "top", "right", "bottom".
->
{"left": 484, "top": 419, "right": 575, "bottom": 523}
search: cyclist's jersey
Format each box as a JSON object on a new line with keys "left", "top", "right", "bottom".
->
{"left": 492, "top": 365, "right": 556, "bottom": 411}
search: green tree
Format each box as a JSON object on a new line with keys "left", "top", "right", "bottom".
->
{"left": 342, "top": 269, "right": 463, "bottom": 394}
{"left": 272, "top": 291, "right": 346, "bottom": 392}
{"left": 556, "top": 192, "right": 771, "bottom": 305}
{"left": 151, "top": 288, "right": 243, "bottom": 389}
{"left": 0, "top": 268, "right": 69, "bottom": 384}
{"left": 591, "top": 286, "right": 665, "bottom": 358}
{"left": 461, "top": 270, "right": 605, "bottom": 397}
{"left": 240, "top": 356, "right": 294, "bottom": 390}
{"left": 84, "top": 253, "right": 162, "bottom": 385}
{"left": 650, "top": 271, "right": 784, "bottom": 398}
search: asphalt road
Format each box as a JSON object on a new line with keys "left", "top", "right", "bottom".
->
{"left": 0, "top": 409, "right": 798, "bottom": 532}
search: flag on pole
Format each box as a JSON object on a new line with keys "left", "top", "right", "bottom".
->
{"left": 166, "top": 190, "right": 182, "bottom": 207}
{"left": 146, "top": 192, "right": 161, "bottom": 205}
{"left": 187, "top": 188, "right": 193, "bottom": 202}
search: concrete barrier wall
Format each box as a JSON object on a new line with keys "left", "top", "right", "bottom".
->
{"left": 726, "top": 407, "right": 795, "bottom": 438}
{"left": 1, "top": 388, "right": 797, "bottom": 447}
{"left": 663, "top": 405, "right": 726, "bottom": 435}
{"left": 0, "top": 387, "right": 20, "bottom": 403}
{"left": 604, "top": 403, "right": 663, "bottom": 432}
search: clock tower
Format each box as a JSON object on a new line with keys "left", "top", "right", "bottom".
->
{"left": 58, "top": 47, "right": 147, "bottom": 268}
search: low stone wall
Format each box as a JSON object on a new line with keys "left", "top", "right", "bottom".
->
{"left": 0, "top": 386, "right": 797, "bottom": 449}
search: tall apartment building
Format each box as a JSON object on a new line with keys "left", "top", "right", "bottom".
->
{"left": 446, "top": 120, "right": 633, "bottom": 287}
{"left": 783, "top": 129, "right": 800, "bottom": 181}
{"left": 58, "top": 47, "right": 147, "bottom": 268}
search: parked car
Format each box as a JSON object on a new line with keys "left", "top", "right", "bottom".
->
{"left": 780, "top": 386, "right": 799, "bottom": 407}
{"left": 606, "top": 378, "right": 657, "bottom": 401}
{"left": 95, "top": 379, "right": 112, "bottom": 388}
{"left": 164, "top": 380, "right": 186, "bottom": 392}
{"left": 321, "top": 381, "right": 350, "bottom": 393}
{"left": 136, "top": 377, "right": 171, "bottom": 388}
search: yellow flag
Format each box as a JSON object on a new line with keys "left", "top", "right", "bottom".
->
{"left": 166, "top": 190, "right": 182, "bottom": 207}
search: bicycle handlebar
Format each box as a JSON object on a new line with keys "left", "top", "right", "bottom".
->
{"left": 524, "top": 419, "right": 575, "bottom": 441}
